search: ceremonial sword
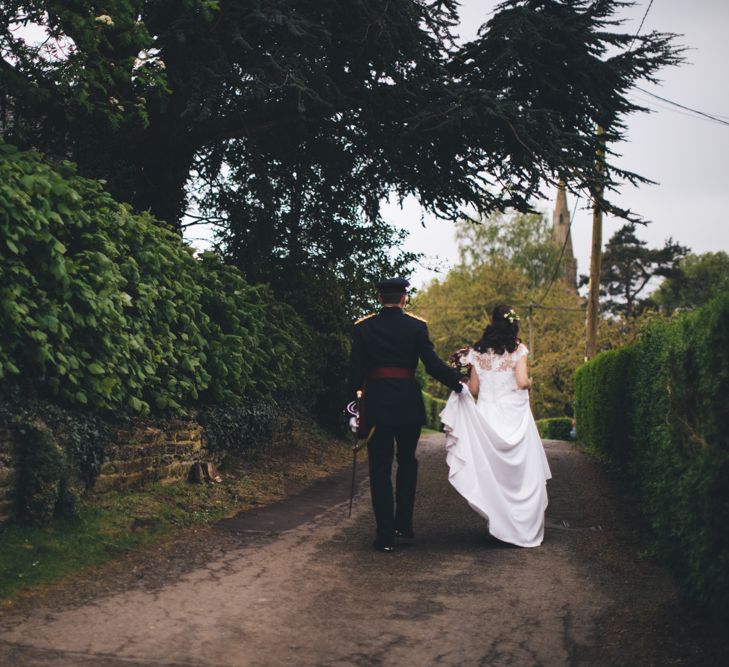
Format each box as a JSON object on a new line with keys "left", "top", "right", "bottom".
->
{"left": 345, "top": 399, "right": 376, "bottom": 517}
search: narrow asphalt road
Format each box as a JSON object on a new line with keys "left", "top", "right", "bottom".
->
{"left": 0, "top": 436, "right": 712, "bottom": 666}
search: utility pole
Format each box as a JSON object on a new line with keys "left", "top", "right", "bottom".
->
{"left": 585, "top": 125, "right": 605, "bottom": 360}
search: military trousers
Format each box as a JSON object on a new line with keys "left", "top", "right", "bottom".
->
{"left": 366, "top": 423, "right": 422, "bottom": 544}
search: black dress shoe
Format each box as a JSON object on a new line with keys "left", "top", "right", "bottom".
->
{"left": 394, "top": 529, "right": 415, "bottom": 544}
{"left": 372, "top": 539, "right": 395, "bottom": 553}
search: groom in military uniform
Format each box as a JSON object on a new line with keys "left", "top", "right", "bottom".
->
{"left": 348, "top": 278, "right": 464, "bottom": 552}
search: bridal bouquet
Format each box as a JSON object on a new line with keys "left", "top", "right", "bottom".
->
{"left": 449, "top": 347, "right": 472, "bottom": 380}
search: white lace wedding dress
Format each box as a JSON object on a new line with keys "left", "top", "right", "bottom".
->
{"left": 440, "top": 344, "right": 552, "bottom": 547}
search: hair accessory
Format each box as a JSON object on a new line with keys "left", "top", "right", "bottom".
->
{"left": 505, "top": 309, "right": 520, "bottom": 324}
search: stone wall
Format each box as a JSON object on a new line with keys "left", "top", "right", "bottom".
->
{"left": 0, "top": 425, "right": 18, "bottom": 523}
{"left": 94, "top": 420, "right": 211, "bottom": 494}
{"left": 0, "top": 419, "right": 218, "bottom": 523}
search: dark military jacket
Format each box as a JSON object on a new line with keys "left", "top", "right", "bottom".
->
{"left": 347, "top": 307, "right": 462, "bottom": 426}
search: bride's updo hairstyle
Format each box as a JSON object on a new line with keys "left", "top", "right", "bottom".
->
{"left": 474, "top": 304, "right": 520, "bottom": 355}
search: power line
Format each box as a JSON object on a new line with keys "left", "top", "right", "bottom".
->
{"left": 413, "top": 301, "right": 584, "bottom": 315}
{"left": 626, "top": 1, "right": 729, "bottom": 128}
{"left": 413, "top": 192, "right": 584, "bottom": 319}
{"left": 628, "top": 0, "right": 655, "bottom": 52}
{"left": 634, "top": 87, "right": 729, "bottom": 127}
{"left": 629, "top": 94, "right": 729, "bottom": 126}
{"left": 546, "top": 0, "right": 641, "bottom": 315}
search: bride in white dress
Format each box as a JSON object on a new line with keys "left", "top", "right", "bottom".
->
{"left": 440, "top": 305, "right": 552, "bottom": 547}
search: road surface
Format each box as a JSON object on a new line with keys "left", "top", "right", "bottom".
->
{"left": 0, "top": 436, "right": 711, "bottom": 666}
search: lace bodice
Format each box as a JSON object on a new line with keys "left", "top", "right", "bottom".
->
{"left": 461, "top": 343, "right": 529, "bottom": 400}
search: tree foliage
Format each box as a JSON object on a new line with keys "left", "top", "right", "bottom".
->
{"left": 456, "top": 212, "right": 563, "bottom": 289}
{"left": 0, "top": 143, "right": 312, "bottom": 413}
{"left": 647, "top": 252, "right": 729, "bottom": 314}
{"left": 200, "top": 147, "right": 418, "bottom": 318}
{"left": 598, "top": 223, "right": 688, "bottom": 317}
{"left": 0, "top": 1, "right": 682, "bottom": 426}
{"left": 1, "top": 1, "right": 681, "bottom": 228}
{"left": 411, "top": 211, "right": 585, "bottom": 419}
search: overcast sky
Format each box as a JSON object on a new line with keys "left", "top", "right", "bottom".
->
{"left": 386, "top": 0, "right": 729, "bottom": 288}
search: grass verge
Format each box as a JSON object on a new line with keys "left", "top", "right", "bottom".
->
{"left": 0, "top": 415, "right": 350, "bottom": 605}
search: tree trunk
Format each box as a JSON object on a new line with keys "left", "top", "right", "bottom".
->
{"left": 133, "top": 121, "right": 198, "bottom": 230}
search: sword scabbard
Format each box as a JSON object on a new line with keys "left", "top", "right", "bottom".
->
{"left": 347, "top": 426, "right": 376, "bottom": 517}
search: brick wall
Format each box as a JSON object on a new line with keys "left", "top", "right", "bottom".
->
{"left": 0, "top": 419, "right": 218, "bottom": 523}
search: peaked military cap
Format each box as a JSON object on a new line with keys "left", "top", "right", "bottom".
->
{"left": 376, "top": 277, "right": 410, "bottom": 294}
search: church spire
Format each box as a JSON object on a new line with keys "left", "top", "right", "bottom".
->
{"left": 552, "top": 182, "right": 578, "bottom": 293}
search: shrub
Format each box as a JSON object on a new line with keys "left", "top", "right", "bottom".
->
{"left": 200, "top": 398, "right": 281, "bottom": 456}
{"left": 422, "top": 392, "right": 447, "bottom": 431}
{"left": 0, "top": 143, "right": 311, "bottom": 413}
{"left": 535, "top": 417, "right": 573, "bottom": 440}
{"left": 0, "top": 394, "right": 110, "bottom": 490}
{"left": 15, "top": 422, "right": 77, "bottom": 524}
{"left": 573, "top": 294, "right": 729, "bottom": 621}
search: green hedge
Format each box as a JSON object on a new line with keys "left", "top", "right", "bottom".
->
{"left": 0, "top": 143, "right": 310, "bottom": 413}
{"left": 573, "top": 345, "right": 636, "bottom": 460}
{"left": 422, "top": 391, "right": 447, "bottom": 431}
{"left": 535, "top": 417, "right": 573, "bottom": 440}
{"left": 574, "top": 295, "right": 729, "bottom": 620}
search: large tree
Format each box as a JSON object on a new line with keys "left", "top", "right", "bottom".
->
{"left": 1, "top": 0, "right": 680, "bottom": 229}
{"left": 455, "top": 212, "right": 563, "bottom": 289}
{"left": 598, "top": 223, "right": 688, "bottom": 317}
{"left": 411, "top": 211, "right": 586, "bottom": 419}
{"left": 647, "top": 252, "right": 729, "bottom": 314}
{"left": 193, "top": 131, "right": 418, "bottom": 316}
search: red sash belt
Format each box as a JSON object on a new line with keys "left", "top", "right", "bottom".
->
{"left": 367, "top": 367, "right": 416, "bottom": 380}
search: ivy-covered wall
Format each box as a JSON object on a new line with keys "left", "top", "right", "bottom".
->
{"left": 574, "top": 294, "right": 729, "bottom": 621}
{"left": 0, "top": 392, "right": 296, "bottom": 524}
{"left": 0, "top": 412, "right": 264, "bottom": 524}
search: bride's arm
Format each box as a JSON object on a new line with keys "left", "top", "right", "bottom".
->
{"left": 515, "top": 356, "right": 533, "bottom": 390}
{"left": 467, "top": 366, "right": 479, "bottom": 396}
